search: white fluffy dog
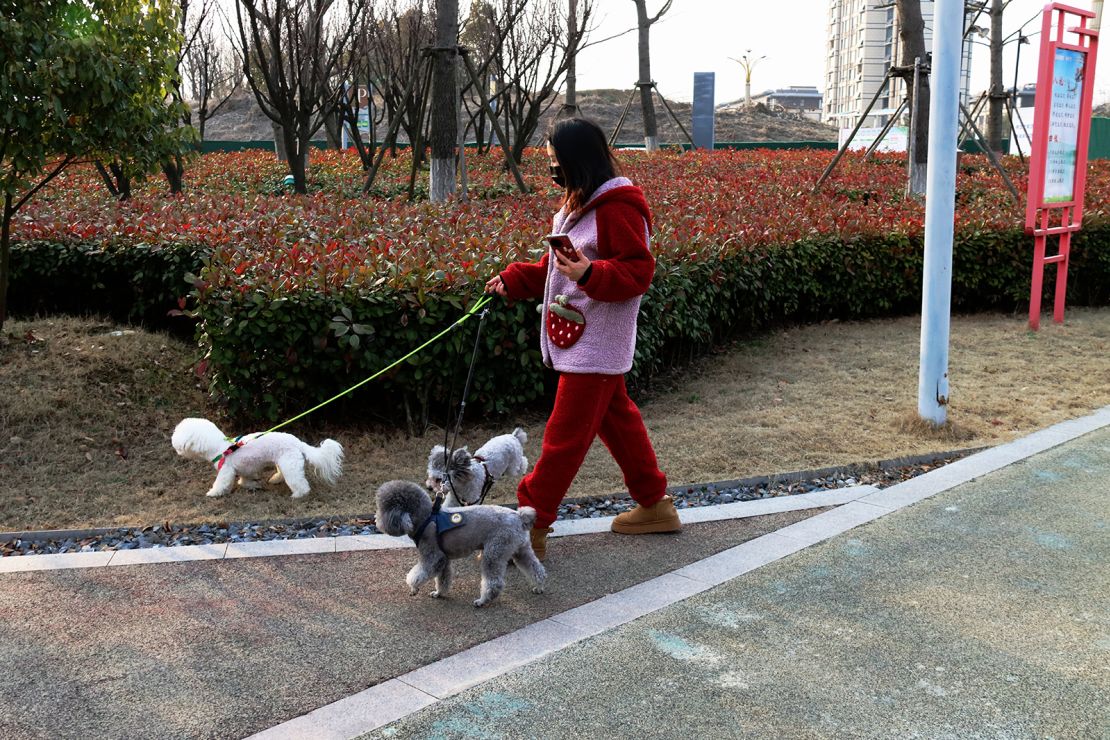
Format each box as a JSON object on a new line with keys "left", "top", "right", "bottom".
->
{"left": 171, "top": 418, "right": 343, "bottom": 499}
{"left": 426, "top": 427, "right": 529, "bottom": 507}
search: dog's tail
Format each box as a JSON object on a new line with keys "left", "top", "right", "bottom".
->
{"left": 517, "top": 506, "right": 537, "bottom": 530}
{"left": 512, "top": 427, "right": 527, "bottom": 445}
{"left": 303, "top": 439, "right": 344, "bottom": 485}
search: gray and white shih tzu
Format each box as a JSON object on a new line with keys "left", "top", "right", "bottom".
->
{"left": 374, "top": 480, "right": 546, "bottom": 607}
{"left": 426, "top": 427, "right": 529, "bottom": 507}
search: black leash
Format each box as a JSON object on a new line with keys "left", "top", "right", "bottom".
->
{"left": 440, "top": 306, "right": 491, "bottom": 506}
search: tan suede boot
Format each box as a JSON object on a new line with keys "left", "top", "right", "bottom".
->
{"left": 611, "top": 495, "right": 682, "bottom": 534}
{"left": 530, "top": 526, "right": 554, "bottom": 561}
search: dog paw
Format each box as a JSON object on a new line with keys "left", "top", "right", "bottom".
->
{"left": 430, "top": 590, "right": 443, "bottom": 599}
{"left": 205, "top": 489, "right": 226, "bottom": 498}
{"left": 473, "top": 598, "right": 488, "bottom": 608}
{"left": 532, "top": 585, "right": 545, "bottom": 595}
{"left": 290, "top": 490, "right": 310, "bottom": 499}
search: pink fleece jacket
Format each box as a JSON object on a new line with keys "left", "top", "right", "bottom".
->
{"left": 500, "top": 177, "right": 655, "bottom": 375}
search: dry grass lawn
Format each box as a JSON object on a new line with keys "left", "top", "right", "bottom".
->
{"left": 2, "top": 309, "right": 1108, "bottom": 532}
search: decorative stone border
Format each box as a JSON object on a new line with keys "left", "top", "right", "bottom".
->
{"left": 0, "top": 486, "right": 875, "bottom": 574}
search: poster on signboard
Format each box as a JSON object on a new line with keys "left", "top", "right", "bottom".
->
{"left": 1008, "top": 107, "right": 1035, "bottom": 156}
{"left": 355, "top": 86, "right": 372, "bottom": 140}
{"left": 839, "top": 125, "right": 908, "bottom": 152}
{"left": 342, "top": 85, "right": 372, "bottom": 149}
{"left": 1043, "top": 49, "right": 1085, "bottom": 203}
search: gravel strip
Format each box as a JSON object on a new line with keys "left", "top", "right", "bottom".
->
{"left": 0, "top": 449, "right": 978, "bottom": 557}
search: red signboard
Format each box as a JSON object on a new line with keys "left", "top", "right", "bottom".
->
{"left": 1024, "top": 3, "right": 1099, "bottom": 330}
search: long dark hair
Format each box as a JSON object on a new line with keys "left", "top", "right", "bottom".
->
{"left": 547, "top": 117, "right": 620, "bottom": 214}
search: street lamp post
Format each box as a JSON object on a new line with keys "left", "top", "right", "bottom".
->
{"left": 728, "top": 50, "right": 766, "bottom": 106}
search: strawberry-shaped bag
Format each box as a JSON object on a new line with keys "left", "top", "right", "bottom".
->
{"left": 546, "top": 294, "right": 585, "bottom": 348}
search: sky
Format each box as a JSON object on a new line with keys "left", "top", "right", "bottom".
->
{"left": 571, "top": 0, "right": 1110, "bottom": 107}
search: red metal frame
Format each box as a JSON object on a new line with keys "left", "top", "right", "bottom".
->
{"left": 1024, "top": 3, "right": 1099, "bottom": 330}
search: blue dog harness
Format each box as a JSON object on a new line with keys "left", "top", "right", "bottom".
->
{"left": 410, "top": 496, "right": 467, "bottom": 549}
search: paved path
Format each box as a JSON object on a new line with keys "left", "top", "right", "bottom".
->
{"left": 1, "top": 409, "right": 1107, "bottom": 740}
{"left": 360, "top": 423, "right": 1110, "bottom": 739}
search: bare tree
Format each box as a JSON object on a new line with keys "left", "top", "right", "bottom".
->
{"left": 429, "top": 0, "right": 458, "bottom": 202}
{"left": 896, "top": 0, "right": 929, "bottom": 195}
{"left": 631, "top": 0, "right": 671, "bottom": 152}
{"left": 183, "top": 1, "right": 241, "bottom": 141}
{"left": 458, "top": 0, "right": 502, "bottom": 149}
{"left": 483, "top": 0, "right": 592, "bottom": 162}
{"left": 364, "top": 0, "right": 434, "bottom": 157}
{"left": 234, "top": 0, "right": 368, "bottom": 193}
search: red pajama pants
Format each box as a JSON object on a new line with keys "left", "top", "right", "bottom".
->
{"left": 517, "top": 372, "right": 668, "bottom": 528}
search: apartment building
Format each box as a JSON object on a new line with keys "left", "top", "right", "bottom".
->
{"left": 824, "top": 0, "right": 970, "bottom": 130}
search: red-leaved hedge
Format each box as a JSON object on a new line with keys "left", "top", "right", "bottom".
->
{"left": 12, "top": 147, "right": 1110, "bottom": 421}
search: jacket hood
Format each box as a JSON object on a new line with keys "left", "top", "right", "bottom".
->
{"left": 578, "top": 177, "right": 653, "bottom": 234}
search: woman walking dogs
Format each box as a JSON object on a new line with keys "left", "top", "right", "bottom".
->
{"left": 485, "top": 117, "right": 680, "bottom": 560}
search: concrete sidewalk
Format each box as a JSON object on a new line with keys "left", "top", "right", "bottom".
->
{"left": 357, "top": 423, "right": 1110, "bottom": 739}
{"left": 1, "top": 410, "right": 1107, "bottom": 740}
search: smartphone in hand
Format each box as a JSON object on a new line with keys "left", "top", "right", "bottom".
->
{"left": 545, "top": 234, "right": 577, "bottom": 261}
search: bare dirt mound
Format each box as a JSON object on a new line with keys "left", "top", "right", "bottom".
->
{"left": 200, "top": 88, "right": 837, "bottom": 144}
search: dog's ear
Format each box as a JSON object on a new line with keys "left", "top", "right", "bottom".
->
{"left": 379, "top": 509, "right": 414, "bottom": 536}
{"left": 451, "top": 447, "right": 472, "bottom": 468}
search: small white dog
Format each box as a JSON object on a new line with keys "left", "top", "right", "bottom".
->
{"left": 426, "top": 427, "right": 529, "bottom": 507}
{"left": 171, "top": 418, "right": 343, "bottom": 499}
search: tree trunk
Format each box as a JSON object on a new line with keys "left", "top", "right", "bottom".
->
{"left": 986, "top": 0, "right": 1005, "bottom": 153}
{"left": 634, "top": 1, "right": 659, "bottom": 151}
{"left": 108, "top": 162, "right": 131, "bottom": 201}
{"left": 0, "top": 195, "right": 12, "bottom": 331}
{"left": 897, "top": 0, "right": 930, "bottom": 196}
{"left": 429, "top": 0, "right": 458, "bottom": 203}
{"left": 561, "top": 0, "right": 580, "bottom": 117}
{"left": 286, "top": 127, "right": 308, "bottom": 194}
{"left": 161, "top": 155, "right": 184, "bottom": 195}
{"left": 323, "top": 112, "right": 342, "bottom": 149}
{"left": 273, "top": 121, "right": 288, "bottom": 161}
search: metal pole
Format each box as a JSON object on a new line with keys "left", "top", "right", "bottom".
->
{"left": 458, "top": 47, "right": 528, "bottom": 194}
{"left": 654, "top": 82, "right": 696, "bottom": 149}
{"left": 1005, "top": 96, "right": 1026, "bottom": 163}
{"left": 959, "top": 100, "right": 1020, "bottom": 202}
{"left": 918, "top": 0, "right": 963, "bottom": 427}
{"left": 609, "top": 86, "right": 639, "bottom": 147}
{"left": 814, "top": 70, "right": 891, "bottom": 191}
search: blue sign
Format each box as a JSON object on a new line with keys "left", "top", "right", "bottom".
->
{"left": 692, "top": 72, "right": 715, "bottom": 150}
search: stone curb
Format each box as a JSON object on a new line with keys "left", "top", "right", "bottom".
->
{"left": 0, "top": 447, "right": 980, "bottom": 546}
{"left": 0, "top": 486, "right": 874, "bottom": 575}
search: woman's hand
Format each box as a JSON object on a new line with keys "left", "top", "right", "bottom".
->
{"left": 554, "top": 248, "right": 591, "bottom": 283}
{"left": 485, "top": 274, "right": 508, "bottom": 297}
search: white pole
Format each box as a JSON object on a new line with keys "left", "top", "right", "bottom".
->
{"left": 917, "top": 0, "right": 963, "bottom": 426}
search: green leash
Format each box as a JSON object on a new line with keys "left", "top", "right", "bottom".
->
{"left": 266, "top": 294, "right": 495, "bottom": 434}
{"left": 210, "top": 294, "right": 495, "bottom": 464}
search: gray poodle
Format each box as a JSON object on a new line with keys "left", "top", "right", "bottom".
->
{"left": 374, "top": 480, "right": 546, "bottom": 607}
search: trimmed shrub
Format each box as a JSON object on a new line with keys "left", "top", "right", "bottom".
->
{"left": 12, "top": 148, "right": 1110, "bottom": 422}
